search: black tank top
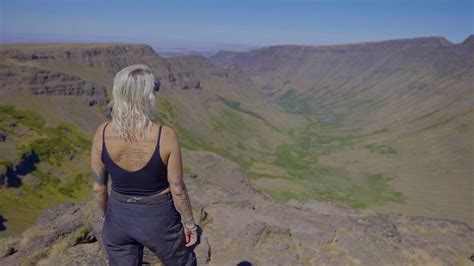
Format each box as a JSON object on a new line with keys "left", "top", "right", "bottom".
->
{"left": 101, "top": 122, "right": 169, "bottom": 196}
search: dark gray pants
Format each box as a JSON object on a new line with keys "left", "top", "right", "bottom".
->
{"left": 101, "top": 190, "right": 197, "bottom": 266}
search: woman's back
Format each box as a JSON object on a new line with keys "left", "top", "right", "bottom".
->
{"left": 101, "top": 122, "right": 170, "bottom": 196}
{"left": 91, "top": 64, "right": 197, "bottom": 265}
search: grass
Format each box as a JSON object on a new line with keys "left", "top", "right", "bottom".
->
{"left": 156, "top": 97, "right": 253, "bottom": 170}
{"left": 18, "top": 124, "right": 90, "bottom": 166}
{"left": 155, "top": 91, "right": 405, "bottom": 209}
{"left": 276, "top": 89, "right": 347, "bottom": 129}
{"left": 274, "top": 123, "right": 355, "bottom": 179}
{"left": 57, "top": 173, "right": 90, "bottom": 198}
{"left": 266, "top": 90, "right": 406, "bottom": 208}
{"left": 0, "top": 105, "right": 46, "bottom": 129}
{"left": 67, "top": 225, "right": 92, "bottom": 246}
{"left": 216, "top": 95, "right": 281, "bottom": 132}
{"left": 261, "top": 189, "right": 298, "bottom": 203}
{"left": 212, "top": 107, "right": 252, "bottom": 136}
{"left": 276, "top": 89, "right": 308, "bottom": 114}
{"left": 22, "top": 247, "right": 50, "bottom": 266}
{"left": 183, "top": 166, "right": 192, "bottom": 174}
{"left": 364, "top": 143, "right": 397, "bottom": 155}
{"left": 0, "top": 105, "right": 94, "bottom": 237}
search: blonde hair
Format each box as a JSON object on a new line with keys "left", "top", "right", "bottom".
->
{"left": 108, "top": 64, "right": 156, "bottom": 143}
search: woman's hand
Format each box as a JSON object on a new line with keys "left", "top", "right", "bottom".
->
{"left": 184, "top": 225, "right": 198, "bottom": 247}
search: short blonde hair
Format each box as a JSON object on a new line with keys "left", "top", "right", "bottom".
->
{"left": 108, "top": 64, "right": 156, "bottom": 142}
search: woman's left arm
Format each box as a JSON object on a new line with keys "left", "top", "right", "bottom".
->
{"left": 90, "top": 123, "right": 109, "bottom": 216}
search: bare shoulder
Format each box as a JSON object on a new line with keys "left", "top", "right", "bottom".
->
{"left": 159, "top": 124, "right": 180, "bottom": 148}
{"left": 92, "top": 121, "right": 110, "bottom": 144}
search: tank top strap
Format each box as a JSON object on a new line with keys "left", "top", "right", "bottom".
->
{"left": 102, "top": 122, "right": 110, "bottom": 148}
{"left": 157, "top": 125, "right": 162, "bottom": 147}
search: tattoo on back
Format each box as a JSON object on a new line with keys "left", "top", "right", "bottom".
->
{"left": 104, "top": 134, "right": 160, "bottom": 171}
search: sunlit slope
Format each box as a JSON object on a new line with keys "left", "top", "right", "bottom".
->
{"left": 211, "top": 36, "right": 474, "bottom": 225}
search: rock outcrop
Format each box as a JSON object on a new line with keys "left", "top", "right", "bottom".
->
{"left": 1, "top": 177, "right": 472, "bottom": 265}
{"left": 0, "top": 65, "right": 109, "bottom": 107}
{"left": 0, "top": 44, "right": 250, "bottom": 93}
{"left": 182, "top": 150, "right": 250, "bottom": 189}
{"left": 0, "top": 44, "right": 160, "bottom": 76}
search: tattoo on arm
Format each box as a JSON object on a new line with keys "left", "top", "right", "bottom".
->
{"left": 166, "top": 127, "right": 195, "bottom": 227}
{"left": 170, "top": 179, "right": 196, "bottom": 226}
{"left": 92, "top": 168, "right": 109, "bottom": 215}
{"left": 92, "top": 168, "right": 109, "bottom": 186}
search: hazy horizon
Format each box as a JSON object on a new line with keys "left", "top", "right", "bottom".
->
{"left": 1, "top": 0, "right": 472, "bottom": 50}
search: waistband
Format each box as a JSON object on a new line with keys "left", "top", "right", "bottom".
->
{"left": 109, "top": 189, "right": 173, "bottom": 206}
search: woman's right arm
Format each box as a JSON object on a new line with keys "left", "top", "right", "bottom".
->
{"left": 166, "top": 127, "right": 197, "bottom": 229}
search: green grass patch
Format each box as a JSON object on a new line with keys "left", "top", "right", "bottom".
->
{"left": 259, "top": 188, "right": 301, "bottom": 203}
{"left": 217, "top": 96, "right": 281, "bottom": 133}
{"left": 155, "top": 98, "right": 253, "bottom": 170}
{"left": 276, "top": 89, "right": 347, "bottom": 129}
{"left": 277, "top": 89, "right": 310, "bottom": 114}
{"left": 183, "top": 166, "right": 192, "bottom": 174}
{"left": 57, "top": 173, "right": 90, "bottom": 198}
{"left": 212, "top": 107, "right": 249, "bottom": 136}
{"left": 341, "top": 173, "right": 406, "bottom": 208}
{"left": 0, "top": 105, "right": 46, "bottom": 129}
{"left": 364, "top": 143, "right": 397, "bottom": 155}
{"left": 217, "top": 96, "right": 264, "bottom": 121}
{"left": 0, "top": 105, "right": 94, "bottom": 237}
{"left": 269, "top": 98, "right": 404, "bottom": 208}
{"left": 18, "top": 124, "right": 91, "bottom": 166}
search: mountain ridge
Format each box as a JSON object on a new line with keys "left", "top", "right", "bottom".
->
{"left": 213, "top": 35, "right": 467, "bottom": 58}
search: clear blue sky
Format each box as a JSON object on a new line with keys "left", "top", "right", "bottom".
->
{"left": 1, "top": 0, "right": 472, "bottom": 48}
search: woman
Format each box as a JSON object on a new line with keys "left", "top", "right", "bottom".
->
{"left": 90, "top": 64, "right": 198, "bottom": 265}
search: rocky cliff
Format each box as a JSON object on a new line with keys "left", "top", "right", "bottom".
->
{"left": 0, "top": 44, "right": 162, "bottom": 76}
{"left": 0, "top": 43, "right": 251, "bottom": 93}
{"left": 0, "top": 64, "right": 109, "bottom": 107}
{"left": 0, "top": 176, "right": 472, "bottom": 265}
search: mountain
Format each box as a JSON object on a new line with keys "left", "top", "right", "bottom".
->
{"left": 0, "top": 35, "right": 473, "bottom": 261}
{"left": 211, "top": 36, "right": 474, "bottom": 226}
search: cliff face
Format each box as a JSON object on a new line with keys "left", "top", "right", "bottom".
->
{"left": 0, "top": 177, "right": 472, "bottom": 265}
{"left": 0, "top": 44, "right": 160, "bottom": 75}
{"left": 0, "top": 65, "right": 109, "bottom": 107}
{"left": 0, "top": 43, "right": 250, "bottom": 93}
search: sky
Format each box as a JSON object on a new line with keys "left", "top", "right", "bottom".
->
{"left": 1, "top": 0, "right": 472, "bottom": 49}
